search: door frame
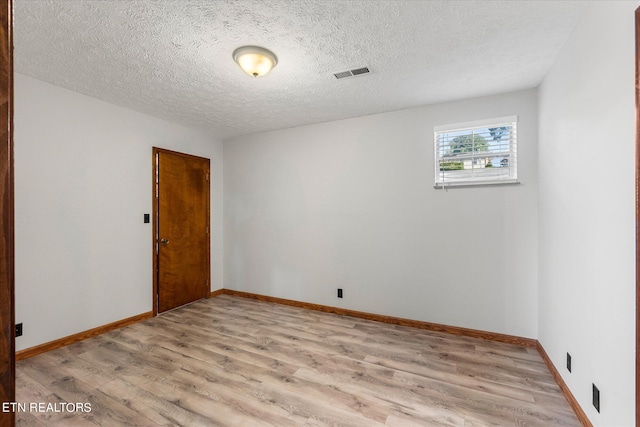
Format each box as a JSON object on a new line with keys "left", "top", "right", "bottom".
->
{"left": 0, "top": 0, "right": 13, "bottom": 425}
{"left": 152, "top": 147, "right": 211, "bottom": 315}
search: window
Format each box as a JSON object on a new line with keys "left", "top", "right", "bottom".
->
{"left": 434, "top": 116, "right": 518, "bottom": 188}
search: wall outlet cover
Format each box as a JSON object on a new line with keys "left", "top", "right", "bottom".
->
{"left": 592, "top": 384, "right": 600, "bottom": 413}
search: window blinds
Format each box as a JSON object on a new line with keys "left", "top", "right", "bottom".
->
{"left": 434, "top": 116, "right": 518, "bottom": 188}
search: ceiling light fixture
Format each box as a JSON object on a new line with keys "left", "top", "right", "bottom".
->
{"left": 232, "top": 46, "right": 278, "bottom": 77}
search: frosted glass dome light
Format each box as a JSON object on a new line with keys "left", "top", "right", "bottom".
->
{"left": 233, "top": 46, "right": 278, "bottom": 77}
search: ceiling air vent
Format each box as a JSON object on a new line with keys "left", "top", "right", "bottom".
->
{"left": 334, "top": 67, "right": 370, "bottom": 79}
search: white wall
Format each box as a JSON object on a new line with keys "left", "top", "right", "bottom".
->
{"left": 224, "top": 89, "right": 539, "bottom": 339}
{"left": 538, "top": 2, "right": 637, "bottom": 426}
{"left": 14, "top": 74, "right": 223, "bottom": 351}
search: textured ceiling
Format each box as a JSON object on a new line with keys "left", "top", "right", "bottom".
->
{"left": 15, "top": 0, "right": 589, "bottom": 139}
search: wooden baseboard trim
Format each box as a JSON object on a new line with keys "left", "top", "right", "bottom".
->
{"left": 210, "top": 289, "right": 224, "bottom": 298}
{"left": 15, "top": 311, "right": 153, "bottom": 361}
{"left": 218, "top": 289, "right": 537, "bottom": 348}
{"left": 536, "top": 341, "right": 592, "bottom": 426}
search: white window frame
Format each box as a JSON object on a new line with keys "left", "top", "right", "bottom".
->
{"left": 434, "top": 116, "right": 519, "bottom": 189}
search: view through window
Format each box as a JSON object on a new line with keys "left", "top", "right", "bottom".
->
{"left": 434, "top": 116, "right": 518, "bottom": 188}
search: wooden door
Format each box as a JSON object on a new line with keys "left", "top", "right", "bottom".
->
{"left": 0, "top": 1, "right": 12, "bottom": 426}
{"left": 154, "top": 148, "right": 210, "bottom": 314}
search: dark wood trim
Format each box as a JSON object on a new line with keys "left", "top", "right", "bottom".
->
{"left": 0, "top": 1, "right": 13, "bottom": 425}
{"left": 537, "top": 342, "right": 592, "bottom": 426}
{"left": 15, "top": 312, "right": 153, "bottom": 361}
{"left": 636, "top": 7, "right": 640, "bottom": 427}
{"left": 152, "top": 148, "right": 158, "bottom": 315}
{"left": 210, "top": 289, "right": 224, "bottom": 298}
{"left": 153, "top": 147, "right": 210, "bottom": 162}
{"left": 219, "top": 289, "right": 537, "bottom": 348}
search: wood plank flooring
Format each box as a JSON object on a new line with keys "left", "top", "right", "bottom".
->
{"left": 15, "top": 295, "right": 580, "bottom": 426}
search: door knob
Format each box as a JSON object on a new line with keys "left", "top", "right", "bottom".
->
{"left": 161, "top": 238, "right": 169, "bottom": 245}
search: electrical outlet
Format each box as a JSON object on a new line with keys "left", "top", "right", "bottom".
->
{"left": 337, "top": 288, "right": 343, "bottom": 298}
{"left": 566, "top": 352, "right": 571, "bottom": 373}
{"left": 592, "top": 384, "right": 600, "bottom": 413}
{"left": 15, "top": 323, "right": 22, "bottom": 337}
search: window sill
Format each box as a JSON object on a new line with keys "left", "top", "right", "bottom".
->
{"left": 434, "top": 179, "right": 520, "bottom": 189}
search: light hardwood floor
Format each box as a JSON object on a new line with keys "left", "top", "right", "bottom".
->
{"left": 16, "top": 295, "right": 580, "bottom": 426}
